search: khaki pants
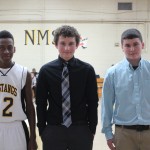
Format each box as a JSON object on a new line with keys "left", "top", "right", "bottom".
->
{"left": 114, "top": 126, "right": 150, "bottom": 150}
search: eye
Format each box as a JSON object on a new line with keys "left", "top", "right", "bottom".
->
{"left": 69, "top": 42, "right": 75, "bottom": 46}
{"left": 0, "top": 46, "right": 5, "bottom": 51}
{"left": 133, "top": 43, "right": 139, "bottom": 47}
{"left": 60, "top": 42, "right": 65, "bottom": 46}
{"left": 7, "top": 46, "right": 13, "bottom": 51}
{"left": 125, "top": 44, "right": 130, "bottom": 48}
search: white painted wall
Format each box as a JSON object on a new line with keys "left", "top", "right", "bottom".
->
{"left": 0, "top": 0, "right": 150, "bottom": 77}
{"left": 0, "top": 0, "right": 150, "bottom": 22}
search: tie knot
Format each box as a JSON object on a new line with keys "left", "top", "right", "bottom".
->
{"left": 63, "top": 62, "right": 68, "bottom": 67}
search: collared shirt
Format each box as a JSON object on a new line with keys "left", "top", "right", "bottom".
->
{"left": 101, "top": 58, "right": 150, "bottom": 140}
{"left": 36, "top": 56, "right": 98, "bottom": 135}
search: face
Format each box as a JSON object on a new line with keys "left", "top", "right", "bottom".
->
{"left": 55, "top": 36, "right": 78, "bottom": 61}
{"left": 122, "top": 38, "right": 144, "bottom": 65}
{"left": 0, "top": 38, "right": 15, "bottom": 67}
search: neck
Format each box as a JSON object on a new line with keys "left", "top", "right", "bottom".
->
{"left": 0, "top": 61, "right": 14, "bottom": 68}
{"left": 127, "top": 59, "right": 140, "bottom": 66}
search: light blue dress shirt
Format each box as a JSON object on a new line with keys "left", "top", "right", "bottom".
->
{"left": 101, "top": 58, "right": 150, "bottom": 140}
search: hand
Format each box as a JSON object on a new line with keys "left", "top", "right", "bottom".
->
{"left": 107, "top": 139, "right": 116, "bottom": 150}
{"left": 28, "top": 138, "right": 38, "bottom": 150}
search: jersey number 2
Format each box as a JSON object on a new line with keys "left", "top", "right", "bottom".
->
{"left": 2, "top": 97, "right": 13, "bottom": 117}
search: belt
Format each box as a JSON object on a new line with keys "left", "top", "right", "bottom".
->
{"left": 115, "top": 125, "right": 150, "bottom": 131}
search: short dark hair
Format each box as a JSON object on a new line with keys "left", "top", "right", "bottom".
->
{"left": 121, "top": 28, "right": 143, "bottom": 44}
{"left": 0, "top": 30, "right": 14, "bottom": 43}
{"left": 53, "top": 25, "right": 80, "bottom": 46}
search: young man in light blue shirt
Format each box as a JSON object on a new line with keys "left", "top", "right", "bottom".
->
{"left": 101, "top": 28, "right": 150, "bottom": 150}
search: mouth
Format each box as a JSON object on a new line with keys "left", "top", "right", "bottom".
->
{"left": 64, "top": 53, "right": 71, "bottom": 56}
{"left": 130, "top": 53, "right": 136, "bottom": 55}
{"left": 3, "top": 55, "right": 11, "bottom": 59}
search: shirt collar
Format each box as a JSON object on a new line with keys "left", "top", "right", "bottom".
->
{"left": 58, "top": 56, "right": 75, "bottom": 67}
{"left": 124, "top": 58, "right": 142, "bottom": 70}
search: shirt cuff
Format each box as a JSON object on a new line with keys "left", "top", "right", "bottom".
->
{"left": 105, "top": 131, "right": 114, "bottom": 140}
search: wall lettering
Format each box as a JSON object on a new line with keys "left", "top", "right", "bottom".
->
{"left": 25, "top": 30, "right": 50, "bottom": 45}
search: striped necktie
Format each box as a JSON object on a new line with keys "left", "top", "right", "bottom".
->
{"left": 61, "top": 62, "right": 72, "bottom": 127}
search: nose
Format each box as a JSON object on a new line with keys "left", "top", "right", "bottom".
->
{"left": 64, "top": 45, "right": 69, "bottom": 51}
{"left": 130, "top": 46, "right": 135, "bottom": 52}
{"left": 3, "top": 48, "right": 9, "bottom": 53}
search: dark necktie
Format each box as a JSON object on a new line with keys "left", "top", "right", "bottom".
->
{"left": 61, "top": 62, "right": 72, "bottom": 127}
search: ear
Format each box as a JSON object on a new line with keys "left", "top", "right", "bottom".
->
{"left": 55, "top": 44, "right": 58, "bottom": 49}
{"left": 142, "top": 42, "right": 144, "bottom": 49}
{"left": 76, "top": 43, "right": 79, "bottom": 49}
{"left": 14, "top": 47, "right": 16, "bottom": 53}
{"left": 121, "top": 44, "right": 124, "bottom": 52}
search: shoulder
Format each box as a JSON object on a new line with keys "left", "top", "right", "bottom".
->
{"left": 38, "top": 59, "right": 60, "bottom": 77}
{"left": 106, "top": 60, "right": 125, "bottom": 77}
{"left": 40, "top": 59, "right": 59, "bottom": 70}
{"left": 141, "top": 59, "right": 150, "bottom": 66}
{"left": 13, "top": 63, "right": 28, "bottom": 74}
{"left": 140, "top": 59, "right": 150, "bottom": 74}
{"left": 14, "top": 63, "right": 26, "bottom": 69}
{"left": 75, "top": 58, "right": 94, "bottom": 70}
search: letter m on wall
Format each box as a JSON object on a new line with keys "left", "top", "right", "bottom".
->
{"left": 24, "top": 30, "right": 50, "bottom": 45}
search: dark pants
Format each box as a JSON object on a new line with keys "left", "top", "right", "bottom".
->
{"left": 41, "top": 125, "right": 94, "bottom": 150}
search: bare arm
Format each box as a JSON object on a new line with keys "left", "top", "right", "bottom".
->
{"left": 24, "top": 71, "right": 37, "bottom": 150}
